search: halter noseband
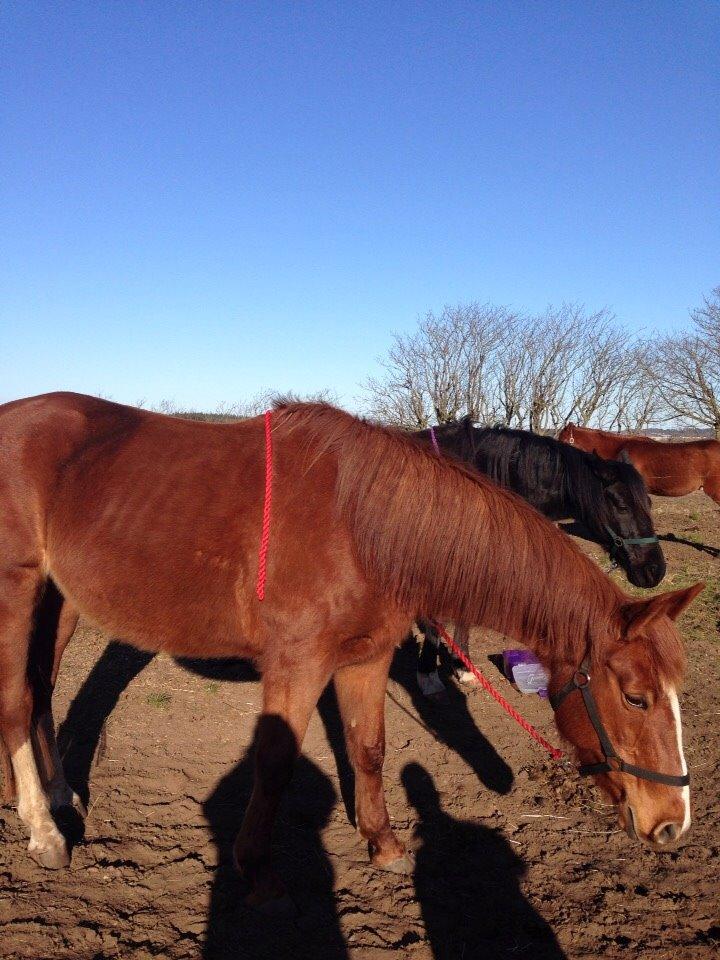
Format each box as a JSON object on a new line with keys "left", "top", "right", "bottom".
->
{"left": 549, "top": 659, "right": 689, "bottom": 788}
{"left": 604, "top": 524, "right": 660, "bottom": 561}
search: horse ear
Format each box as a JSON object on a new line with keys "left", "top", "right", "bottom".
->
{"left": 621, "top": 583, "right": 705, "bottom": 639}
{"left": 462, "top": 415, "right": 476, "bottom": 456}
{"left": 588, "top": 450, "right": 615, "bottom": 483}
{"left": 617, "top": 448, "right": 632, "bottom": 464}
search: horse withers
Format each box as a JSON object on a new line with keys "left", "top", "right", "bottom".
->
{"left": 0, "top": 394, "right": 703, "bottom": 907}
{"left": 560, "top": 423, "right": 720, "bottom": 505}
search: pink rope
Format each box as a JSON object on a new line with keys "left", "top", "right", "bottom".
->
{"left": 431, "top": 620, "right": 563, "bottom": 760}
{"left": 256, "top": 410, "right": 273, "bottom": 601}
{"left": 429, "top": 425, "right": 441, "bottom": 456}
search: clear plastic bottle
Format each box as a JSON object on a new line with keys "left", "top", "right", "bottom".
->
{"left": 503, "top": 649, "right": 549, "bottom": 697}
{"left": 511, "top": 661, "right": 549, "bottom": 697}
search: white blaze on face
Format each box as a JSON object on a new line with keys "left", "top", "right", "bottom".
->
{"left": 667, "top": 686, "right": 691, "bottom": 835}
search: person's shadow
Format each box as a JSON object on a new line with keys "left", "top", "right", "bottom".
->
{"left": 402, "top": 762, "right": 566, "bottom": 960}
{"left": 202, "top": 716, "right": 347, "bottom": 960}
{"left": 391, "top": 640, "right": 514, "bottom": 797}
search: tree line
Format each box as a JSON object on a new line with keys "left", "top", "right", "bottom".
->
{"left": 362, "top": 287, "right": 720, "bottom": 438}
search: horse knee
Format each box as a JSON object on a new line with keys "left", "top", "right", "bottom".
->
{"left": 352, "top": 738, "right": 385, "bottom": 776}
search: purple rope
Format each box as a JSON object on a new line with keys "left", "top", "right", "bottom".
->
{"left": 429, "top": 425, "right": 441, "bottom": 456}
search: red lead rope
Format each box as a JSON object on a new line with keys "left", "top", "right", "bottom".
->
{"left": 431, "top": 620, "right": 563, "bottom": 759}
{"left": 257, "top": 412, "right": 561, "bottom": 759}
{"left": 256, "top": 410, "right": 273, "bottom": 601}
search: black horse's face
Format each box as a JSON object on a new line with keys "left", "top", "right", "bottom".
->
{"left": 590, "top": 453, "right": 666, "bottom": 588}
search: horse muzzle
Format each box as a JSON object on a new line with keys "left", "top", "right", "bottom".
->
{"left": 621, "top": 799, "right": 690, "bottom": 850}
{"left": 626, "top": 555, "right": 666, "bottom": 589}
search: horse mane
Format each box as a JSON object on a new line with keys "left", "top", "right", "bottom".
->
{"left": 469, "top": 425, "right": 653, "bottom": 534}
{"left": 275, "top": 402, "right": 630, "bottom": 668}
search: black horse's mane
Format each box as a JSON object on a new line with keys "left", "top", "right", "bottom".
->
{"left": 428, "top": 418, "right": 651, "bottom": 534}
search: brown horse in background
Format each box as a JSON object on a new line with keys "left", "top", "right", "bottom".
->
{"left": 0, "top": 393, "right": 703, "bottom": 907}
{"left": 559, "top": 423, "right": 720, "bottom": 504}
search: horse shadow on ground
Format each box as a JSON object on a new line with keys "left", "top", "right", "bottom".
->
{"left": 403, "top": 761, "right": 566, "bottom": 960}
{"left": 57, "top": 641, "right": 347, "bottom": 959}
{"left": 389, "top": 638, "right": 515, "bottom": 798}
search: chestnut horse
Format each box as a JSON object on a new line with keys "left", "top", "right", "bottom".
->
{"left": 0, "top": 394, "right": 703, "bottom": 907}
{"left": 559, "top": 424, "right": 720, "bottom": 504}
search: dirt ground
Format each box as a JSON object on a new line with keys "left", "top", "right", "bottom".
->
{"left": 1, "top": 492, "right": 718, "bottom": 960}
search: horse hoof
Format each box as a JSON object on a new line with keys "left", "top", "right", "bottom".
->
{"left": 247, "top": 892, "right": 298, "bottom": 920}
{"left": 454, "top": 669, "right": 479, "bottom": 686}
{"left": 30, "top": 842, "right": 71, "bottom": 870}
{"left": 417, "top": 670, "right": 448, "bottom": 702}
{"left": 374, "top": 851, "right": 415, "bottom": 875}
{"left": 70, "top": 793, "right": 88, "bottom": 819}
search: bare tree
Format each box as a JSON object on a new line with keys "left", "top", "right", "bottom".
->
{"left": 563, "top": 312, "right": 629, "bottom": 426}
{"left": 525, "top": 305, "right": 604, "bottom": 432}
{"left": 602, "top": 341, "right": 662, "bottom": 431}
{"left": 363, "top": 303, "right": 511, "bottom": 427}
{"left": 363, "top": 299, "right": 671, "bottom": 434}
{"left": 653, "top": 287, "right": 720, "bottom": 438}
{"left": 492, "top": 314, "right": 534, "bottom": 427}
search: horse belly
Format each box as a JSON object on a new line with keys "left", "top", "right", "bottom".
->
{"left": 642, "top": 450, "right": 703, "bottom": 497}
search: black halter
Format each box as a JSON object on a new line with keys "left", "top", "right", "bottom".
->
{"left": 549, "top": 659, "right": 689, "bottom": 788}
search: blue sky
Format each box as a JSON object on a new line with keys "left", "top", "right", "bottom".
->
{"left": 2, "top": 1, "right": 719, "bottom": 410}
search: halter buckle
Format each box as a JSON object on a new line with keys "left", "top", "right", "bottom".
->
{"left": 573, "top": 669, "right": 590, "bottom": 688}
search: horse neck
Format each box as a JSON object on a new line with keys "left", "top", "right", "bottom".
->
{"left": 575, "top": 426, "right": 624, "bottom": 457}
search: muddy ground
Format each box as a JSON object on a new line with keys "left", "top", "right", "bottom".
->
{"left": 1, "top": 492, "right": 718, "bottom": 960}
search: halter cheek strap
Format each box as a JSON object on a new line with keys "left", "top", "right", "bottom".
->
{"left": 550, "top": 660, "right": 689, "bottom": 788}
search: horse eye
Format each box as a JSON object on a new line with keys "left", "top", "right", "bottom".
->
{"left": 623, "top": 692, "right": 648, "bottom": 710}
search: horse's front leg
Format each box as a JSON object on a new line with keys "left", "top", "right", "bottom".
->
{"left": 234, "top": 657, "right": 332, "bottom": 907}
{"left": 451, "top": 622, "right": 479, "bottom": 686}
{"left": 334, "top": 650, "right": 412, "bottom": 873}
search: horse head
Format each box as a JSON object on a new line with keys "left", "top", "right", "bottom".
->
{"left": 587, "top": 451, "right": 666, "bottom": 588}
{"left": 550, "top": 583, "right": 703, "bottom": 848}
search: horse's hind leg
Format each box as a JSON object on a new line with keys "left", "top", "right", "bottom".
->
{"left": 0, "top": 587, "right": 79, "bottom": 810}
{"left": 0, "top": 568, "right": 69, "bottom": 868}
{"left": 29, "top": 585, "right": 84, "bottom": 816}
{"left": 334, "top": 648, "right": 411, "bottom": 872}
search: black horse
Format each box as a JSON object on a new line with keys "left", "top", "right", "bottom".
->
{"left": 415, "top": 418, "right": 665, "bottom": 694}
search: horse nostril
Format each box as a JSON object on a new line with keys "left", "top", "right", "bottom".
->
{"left": 651, "top": 821, "right": 681, "bottom": 846}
